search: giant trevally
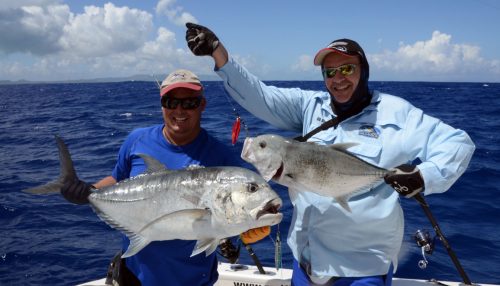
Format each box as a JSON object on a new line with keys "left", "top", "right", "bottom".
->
{"left": 25, "top": 136, "right": 283, "bottom": 258}
{"left": 240, "top": 134, "right": 388, "bottom": 212}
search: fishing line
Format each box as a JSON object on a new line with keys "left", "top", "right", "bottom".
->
{"left": 220, "top": 88, "right": 250, "bottom": 145}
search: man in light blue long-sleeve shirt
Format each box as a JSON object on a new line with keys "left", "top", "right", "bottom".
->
{"left": 186, "top": 23, "right": 475, "bottom": 286}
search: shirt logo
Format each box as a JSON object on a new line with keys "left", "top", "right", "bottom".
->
{"left": 359, "top": 125, "right": 379, "bottom": 139}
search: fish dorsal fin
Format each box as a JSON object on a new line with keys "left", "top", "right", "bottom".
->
{"left": 191, "top": 238, "right": 219, "bottom": 257}
{"left": 186, "top": 164, "right": 204, "bottom": 171}
{"left": 137, "top": 154, "right": 169, "bottom": 174}
{"left": 329, "top": 142, "right": 358, "bottom": 152}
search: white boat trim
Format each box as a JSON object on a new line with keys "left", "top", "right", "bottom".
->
{"left": 78, "top": 262, "right": 498, "bottom": 286}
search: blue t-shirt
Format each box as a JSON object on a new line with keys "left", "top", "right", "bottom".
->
{"left": 111, "top": 124, "right": 241, "bottom": 286}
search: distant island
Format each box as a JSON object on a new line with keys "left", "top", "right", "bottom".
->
{"left": 0, "top": 74, "right": 222, "bottom": 85}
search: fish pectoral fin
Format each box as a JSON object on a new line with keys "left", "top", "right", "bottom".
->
{"left": 138, "top": 209, "right": 211, "bottom": 234}
{"left": 335, "top": 196, "right": 352, "bottom": 213}
{"left": 122, "top": 234, "right": 150, "bottom": 258}
{"left": 329, "top": 142, "right": 358, "bottom": 152}
{"left": 137, "top": 154, "right": 170, "bottom": 174}
{"left": 191, "top": 238, "right": 219, "bottom": 257}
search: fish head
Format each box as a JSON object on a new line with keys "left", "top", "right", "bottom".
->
{"left": 211, "top": 168, "right": 283, "bottom": 233}
{"left": 241, "top": 134, "right": 287, "bottom": 182}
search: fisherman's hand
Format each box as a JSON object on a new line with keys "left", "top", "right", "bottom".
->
{"left": 219, "top": 238, "right": 240, "bottom": 264}
{"left": 384, "top": 164, "right": 424, "bottom": 198}
{"left": 240, "top": 226, "right": 271, "bottom": 244}
{"left": 61, "top": 179, "right": 94, "bottom": 205}
{"left": 186, "top": 22, "right": 219, "bottom": 56}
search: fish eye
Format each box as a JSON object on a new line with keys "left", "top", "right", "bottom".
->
{"left": 247, "top": 183, "right": 259, "bottom": 193}
{"left": 259, "top": 141, "right": 266, "bottom": 149}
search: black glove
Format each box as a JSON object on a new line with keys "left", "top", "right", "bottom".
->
{"left": 61, "top": 179, "right": 94, "bottom": 205}
{"left": 384, "top": 164, "right": 424, "bottom": 198}
{"left": 218, "top": 238, "right": 240, "bottom": 264}
{"left": 185, "top": 22, "right": 219, "bottom": 56}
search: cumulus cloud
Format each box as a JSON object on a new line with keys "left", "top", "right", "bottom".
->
{"left": 292, "top": 55, "right": 315, "bottom": 72}
{"left": 0, "top": 0, "right": 61, "bottom": 10}
{"left": 0, "top": 0, "right": 201, "bottom": 81}
{"left": 369, "top": 31, "right": 498, "bottom": 81}
{"left": 155, "top": 0, "right": 197, "bottom": 26}
{"left": 59, "top": 3, "right": 153, "bottom": 57}
{"left": 0, "top": 4, "right": 70, "bottom": 55}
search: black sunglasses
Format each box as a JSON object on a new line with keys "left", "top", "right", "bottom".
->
{"left": 161, "top": 96, "right": 203, "bottom": 110}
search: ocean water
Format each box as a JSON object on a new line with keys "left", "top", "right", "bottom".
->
{"left": 1, "top": 80, "right": 499, "bottom": 285}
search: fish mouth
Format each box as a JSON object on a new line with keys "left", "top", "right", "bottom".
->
{"left": 256, "top": 198, "right": 282, "bottom": 220}
{"left": 271, "top": 162, "right": 284, "bottom": 181}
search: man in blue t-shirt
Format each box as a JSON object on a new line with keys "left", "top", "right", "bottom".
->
{"left": 60, "top": 69, "right": 270, "bottom": 285}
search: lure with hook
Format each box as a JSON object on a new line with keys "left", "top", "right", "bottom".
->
{"left": 275, "top": 225, "right": 282, "bottom": 271}
{"left": 222, "top": 90, "right": 248, "bottom": 145}
{"left": 232, "top": 116, "right": 241, "bottom": 145}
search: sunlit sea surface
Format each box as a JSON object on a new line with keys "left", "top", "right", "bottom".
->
{"left": 1, "top": 81, "right": 499, "bottom": 285}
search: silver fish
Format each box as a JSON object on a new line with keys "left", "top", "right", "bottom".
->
{"left": 241, "top": 134, "right": 388, "bottom": 212}
{"left": 25, "top": 136, "right": 283, "bottom": 258}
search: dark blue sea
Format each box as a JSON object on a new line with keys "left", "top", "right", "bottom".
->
{"left": 1, "top": 81, "right": 499, "bottom": 285}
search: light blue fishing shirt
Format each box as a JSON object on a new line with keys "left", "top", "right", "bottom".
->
{"left": 216, "top": 58, "right": 475, "bottom": 277}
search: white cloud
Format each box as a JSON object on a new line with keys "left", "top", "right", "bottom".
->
{"left": 292, "top": 55, "right": 315, "bottom": 72}
{"left": 0, "top": 1, "right": 201, "bottom": 81}
{"left": 59, "top": 3, "right": 153, "bottom": 57}
{"left": 0, "top": 0, "right": 61, "bottom": 10}
{"left": 0, "top": 4, "right": 70, "bottom": 55}
{"left": 369, "top": 31, "right": 499, "bottom": 81}
{"left": 155, "top": 0, "right": 197, "bottom": 26}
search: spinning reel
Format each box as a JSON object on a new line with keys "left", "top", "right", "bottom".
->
{"left": 413, "top": 229, "right": 436, "bottom": 269}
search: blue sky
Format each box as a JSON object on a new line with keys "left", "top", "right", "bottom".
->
{"left": 1, "top": 0, "right": 499, "bottom": 82}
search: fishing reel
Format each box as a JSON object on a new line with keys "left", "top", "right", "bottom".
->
{"left": 413, "top": 229, "right": 436, "bottom": 269}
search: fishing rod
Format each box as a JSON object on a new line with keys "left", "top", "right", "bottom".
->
{"left": 413, "top": 193, "right": 473, "bottom": 285}
{"left": 241, "top": 241, "right": 266, "bottom": 274}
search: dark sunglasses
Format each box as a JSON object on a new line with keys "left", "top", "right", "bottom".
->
{"left": 322, "top": 64, "right": 357, "bottom": 79}
{"left": 161, "top": 96, "right": 203, "bottom": 110}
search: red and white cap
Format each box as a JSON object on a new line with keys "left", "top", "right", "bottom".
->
{"left": 313, "top": 38, "right": 366, "bottom": 66}
{"left": 160, "top": 69, "right": 202, "bottom": 97}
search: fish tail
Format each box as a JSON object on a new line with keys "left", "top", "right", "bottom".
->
{"left": 23, "top": 135, "right": 79, "bottom": 194}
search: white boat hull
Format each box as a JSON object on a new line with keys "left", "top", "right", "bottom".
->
{"left": 78, "top": 262, "right": 498, "bottom": 286}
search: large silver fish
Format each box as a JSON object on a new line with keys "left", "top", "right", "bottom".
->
{"left": 25, "top": 136, "right": 282, "bottom": 258}
{"left": 241, "top": 134, "right": 388, "bottom": 212}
